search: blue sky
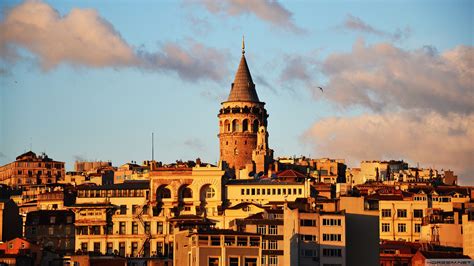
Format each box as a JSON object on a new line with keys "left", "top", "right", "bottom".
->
{"left": 0, "top": 0, "right": 473, "bottom": 183}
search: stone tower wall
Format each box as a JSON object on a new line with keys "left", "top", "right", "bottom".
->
{"left": 218, "top": 102, "right": 267, "bottom": 170}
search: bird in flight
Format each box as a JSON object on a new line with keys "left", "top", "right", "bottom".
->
{"left": 318, "top": 86, "right": 323, "bottom": 92}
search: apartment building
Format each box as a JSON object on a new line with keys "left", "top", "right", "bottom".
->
{"left": 174, "top": 229, "right": 262, "bottom": 266}
{"left": 24, "top": 210, "right": 75, "bottom": 255}
{"left": 225, "top": 177, "right": 311, "bottom": 206}
{"left": 462, "top": 209, "right": 474, "bottom": 259}
{"left": 0, "top": 151, "right": 65, "bottom": 188}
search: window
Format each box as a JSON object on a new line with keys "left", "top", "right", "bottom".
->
{"left": 269, "top": 256, "right": 278, "bottom": 266}
{"left": 298, "top": 188, "right": 302, "bottom": 194}
{"left": 107, "top": 242, "right": 113, "bottom": 255}
{"left": 93, "top": 242, "right": 100, "bottom": 253}
{"left": 268, "top": 240, "right": 277, "bottom": 250}
{"left": 120, "top": 205, "right": 127, "bottom": 215}
{"left": 398, "top": 223, "right": 407, "bottom": 232}
{"left": 382, "top": 223, "right": 391, "bottom": 232}
{"left": 157, "top": 222, "right": 163, "bottom": 234}
{"left": 381, "top": 209, "right": 391, "bottom": 218}
{"left": 415, "top": 223, "right": 421, "bottom": 233}
{"left": 208, "top": 257, "right": 219, "bottom": 266}
{"left": 119, "top": 242, "right": 125, "bottom": 256}
{"left": 261, "top": 240, "right": 267, "bottom": 250}
{"left": 229, "top": 257, "right": 239, "bottom": 266}
{"left": 66, "top": 216, "right": 73, "bottom": 224}
{"left": 81, "top": 242, "right": 88, "bottom": 252}
{"left": 244, "top": 258, "right": 257, "bottom": 266}
{"left": 300, "top": 219, "right": 316, "bottom": 227}
{"left": 132, "top": 222, "right": 138, "bottom": 234}
{"left": 268, "top": 225, "right": 277, "bottom": 235}
{"left": 50, "top": 216, "right": 56, "bottom": 224}
{"left": 119, "top": 222, "right": 126, "bottom": 235}
{"left": 257, "top": 225, "right": 266, "bottom": 234}
{"left": 132, "top": 205, "right": 138, "bottom": 214}
{"left": 91, "top": 226, "right": 100, "bottom": 235}
{"left": 241, "top": 189, "right": 245, "bottom": 195}
{"left": 397, "top": 209, "right": 407, "bottom": 218}
{"left": 48, "top": 227, "right": 54, "bottom": 235}
{"left": 145, "top": 222, "right": 151, "bottom": 234}
{"left": 131, "top": 242, "right": 138, "bottom": 257}
{"left": 211, "top": 236, "right": 220, "bottom": 246}
{"left": 414, "top": 209, "right": 423, "bottom": 218}
{"left": 205, "top": 187, "right": 215, "bottom": 198}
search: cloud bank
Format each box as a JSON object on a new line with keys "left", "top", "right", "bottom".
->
{"left": 198, "top": 0, "right": 303, "bottom": 33}
{"left": 293, "top": 40, "right": 474, "bottom": 182}
{"left": 303, "top": 111, "right": 474, "bottom": 180}
{"left": 0, "top": 0, "right": 229, "bottom": 82}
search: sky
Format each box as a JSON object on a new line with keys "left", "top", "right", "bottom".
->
{"left": 0, "top": 0, "right": 473, "bottom": 184}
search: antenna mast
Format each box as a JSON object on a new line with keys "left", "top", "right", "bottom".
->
{"left": 152, "top": 132, "right": 154, "bottom": 161}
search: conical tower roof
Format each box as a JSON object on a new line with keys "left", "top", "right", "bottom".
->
{"left": 226, "top": 45, "right": 260, "bottom": 102}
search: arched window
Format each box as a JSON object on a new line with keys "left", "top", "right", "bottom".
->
{"left": 205, "top": 187, "right": 215, "bottom": 199}
{"left": 232, "top": 119, "right": 240, "bottom": 132}
{"left": 253, "top": 120, "right": 259, "bottom": 133}
{"left": 242, "top": 119, "right": 249, "bottom": 132}
{"left": 224, "top": 120, "right": 230, "bottom": 132}
{"left": 179, "top": 186, "right": 193, "bottom": 199}
{"left": 200, "top": 185, "right": 215, "bottom": 202}
{"left": 157, "top": 186, "right": 171, "bottom": 200}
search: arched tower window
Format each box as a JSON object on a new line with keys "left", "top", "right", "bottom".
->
{"left": 232, "top": 119, "right": 240, "bottom": 132}
{"left": 242, "top": 119, "right": 249, "bottom": 132}
{"left": 224, "top": 120, "right": 230, "bottom": 132}
{"left": 253, "top": 120, "right": 259, "bottom": 133}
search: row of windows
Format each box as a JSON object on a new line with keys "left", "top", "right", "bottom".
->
{"left": 15, "top": 162, "right": 63, "bottom": 168}
{"left": 322, "top": 234, "right": 342, "bottom": 242}
{"left": 381, "top": 223, "right": 421, "bottom": 233}
{"left": 76, "top": 221, "right": 168, "bottom": 235}
{"left": 322, "top": 248, "right": 342, "bottom": 257}
{"left": 196, "top": 235, "right": 260, "bottom": 247}
{"left": 226, "top": 257, "right": 261, "bottom": 266}
{"left": 261, "top": 240, "right": 278, "bottom": 250}
{"left": 241, "top": 187, "right": 303, "bottom": 196}
{"left": 301, "top": 248, "right": 318, "bottom": 257}
{"left": 261, "top": 255, "right": 278, "bottom": 266}
{"left": 381, "top": 209, "right": 423, "bottom": 218}
{"left": 78, "top": 189, "right": 146, "bottom": 198}
{"left": 300, "top": 219, "right": 316, "bottom": 227}
{"left": 257, "top": 225, "right": 278, "bottom": 235}
{"left": 322, "top": 218, "right": 342, "bottom": 226}
{"left": 80, "top": 241, "right": 168, "bottom": 257}
{"left": 301, "top": 234, "right": 317, "bottom": 242}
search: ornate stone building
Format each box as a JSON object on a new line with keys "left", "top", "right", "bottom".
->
{"left": 218, "top": 40, "right": 273, "bottom": 174}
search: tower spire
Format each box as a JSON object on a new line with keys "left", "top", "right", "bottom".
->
{"left": 242, "top": 35, "right": 245, "bottom": 55}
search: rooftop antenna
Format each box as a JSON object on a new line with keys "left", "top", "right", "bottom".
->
{"left": 151, "top": 132, "right": 154, "bottom": 161}
{"left": 29, "top": 137, "right": 32, "bottom": 151}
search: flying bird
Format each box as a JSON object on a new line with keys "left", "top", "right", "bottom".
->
{"left": 318, "top": 86, "right": 323, "bottom": 92}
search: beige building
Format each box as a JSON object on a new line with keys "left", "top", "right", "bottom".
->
{"left": 462, "top": 209, "right": 474, "bottom": 259}
{"left": 174, "top": 228, "right": 261, "bottom": 266}
{"left": 371, "top": 188, "right": 428, "bottom": 242}
{"left": 0, "top": 151, "right": 65, "bottom": 188}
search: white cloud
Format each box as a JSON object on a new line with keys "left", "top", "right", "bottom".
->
{"left": 197, "top": 0, "right": 303, "bottom": 33}
{"left": 0, "top": 0, "right": 229, "bottom": 83}
{"left": 0, "top": 0, "right": 136, "bottom": 69}
{"left": 137, "top": 41, "right": 229, "bottom": 82}
{"left": 302, "top": 111, "right": 474, "bottom": 183}
{"left": 321, "top": 40, "right": 473, "bottom": 115}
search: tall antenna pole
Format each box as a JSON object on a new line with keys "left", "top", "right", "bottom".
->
{"left": 152, "top": 132, "right": 154, "bottom": 161}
